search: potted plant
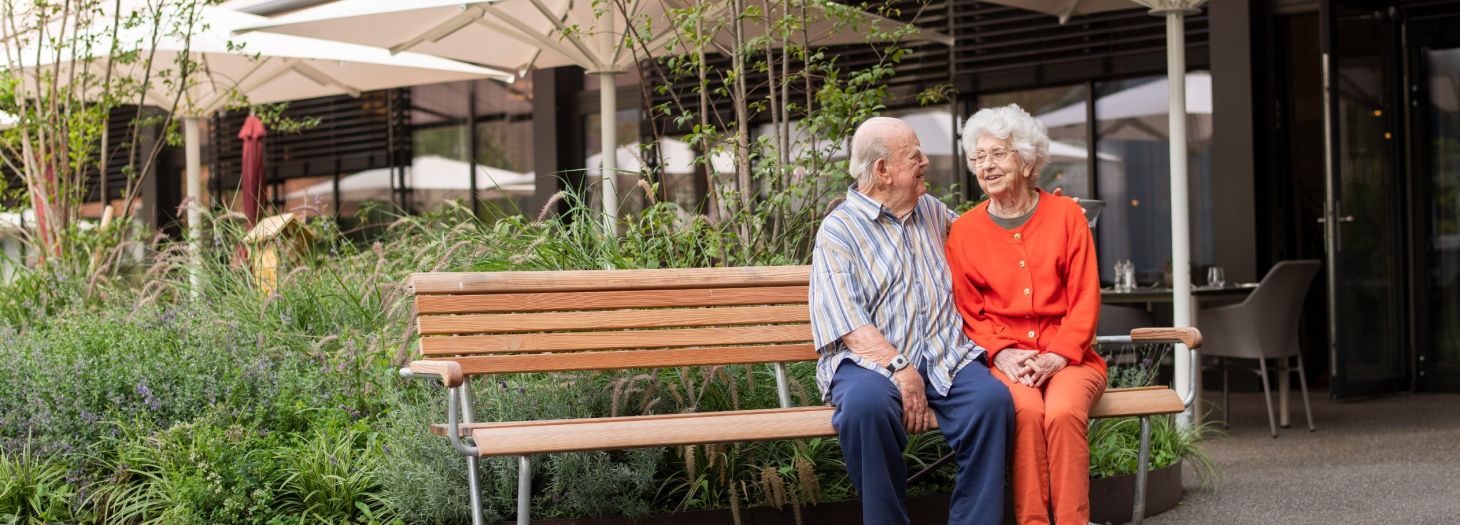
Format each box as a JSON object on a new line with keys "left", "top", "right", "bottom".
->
{"left": 1087, "top": 343, "right": 1219, "bottom": 524}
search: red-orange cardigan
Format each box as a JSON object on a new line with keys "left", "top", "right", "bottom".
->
{"left": 945, "top": 188, "right": 1107, "bottom": 374}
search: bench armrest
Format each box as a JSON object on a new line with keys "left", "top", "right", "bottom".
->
{"left": 401, "top": 360, "right": 464, "bottom": 388}
{"left": 1130, "top": 327, "right": 1202, "bottom": 350}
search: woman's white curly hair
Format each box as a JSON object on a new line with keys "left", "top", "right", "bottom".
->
{"left": 960, "top": 103, "right": 1050, "bottom": 177}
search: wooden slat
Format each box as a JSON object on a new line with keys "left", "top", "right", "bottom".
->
{"left": 1089, "top": 388, "right": 1185, "bottom": 418}
{"left": 415, "top": 286, "right": 810, "bottom": 314}
{"left": 1130, "top": 327, "right": 1203, "bottom": 350}
{"left": 432, "top": 406, "right": 829, "bottom": 437}
{"left": 418, "top": 305, "right": 811, "bottom": 335}
{"left": 470, "top": 407, "right": 839, "bottom": 455}
{"left": 410, "top": 266, "right": 809, "bottom": 295}
{"left": 420, "top": 324, "right": 812, "bottom": 355}
{"left": 432, "top": 388, "right": 1183, "bottom": 451}
{"left": 427, "top": 344, "right": 818, "bottom": 375}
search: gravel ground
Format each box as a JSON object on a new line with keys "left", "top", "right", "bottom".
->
{"left": 1145, "top": 390, "right": 1460, "bottom": 525}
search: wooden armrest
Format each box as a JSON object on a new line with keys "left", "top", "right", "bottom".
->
{"left": 1130, "top": 327, "right": 1202, "bottom": 350}
{"left": 408, "top": 360, "right": 464, "bottom": 388}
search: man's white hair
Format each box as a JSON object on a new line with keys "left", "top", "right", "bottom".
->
{"left": 960, "top": 104, "right": 1050, "bottom": 176}
{"left": 849, "top": 118, "right": 896, "bottom": 188}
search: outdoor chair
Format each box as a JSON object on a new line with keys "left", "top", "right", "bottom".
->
{"left": 1198, "top": 259, "right": 1321, "bottom": 437}
{"left": 1100, "top": 305, "right": 1156, "bottom": 337}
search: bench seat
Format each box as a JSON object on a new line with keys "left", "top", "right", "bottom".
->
{"left": 427, "top": 386, "right": 1184, "bottom": 457}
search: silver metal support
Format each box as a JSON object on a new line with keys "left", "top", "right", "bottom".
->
{"left": 445, "top": 387, "right": 480, "bottom": 456}
{"left": 461, "top": 381, "right": 484, "bottom": 525}
{"left": 772, "top": 363, "right": 792, "bottom": 409}
{"left": 1133, "top": 416, "right": 1152, "bottom": 525}
{"left": 517, "top": 456, "right": 532, "bottom": 525}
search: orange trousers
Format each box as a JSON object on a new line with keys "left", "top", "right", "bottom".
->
{"left": 993, "top": 361, "right": 1106, "bottom": 525}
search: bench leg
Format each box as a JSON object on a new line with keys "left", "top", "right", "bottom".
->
{"left": 517, "top": 456, "right": 532, "bottom": 525}
{"left": 460, "top": 383, "right": 486, "bottom": 525}
{"left": 1132, "top": 415, "right": 1151, "bottom": 525}
{"left": 772, "top": 363, "right": 792, "bottom": 409}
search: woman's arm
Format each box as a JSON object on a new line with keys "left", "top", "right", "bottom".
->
{"left": 946, "top": 222, "right": 1019, "bottom": 361}
{"left": 1047, "top": 208, "right": 1100, "bottom": 365}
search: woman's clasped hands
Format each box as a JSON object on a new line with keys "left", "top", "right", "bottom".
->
{"left": 992, "top": 349, "right": 1068, "bottom": 388}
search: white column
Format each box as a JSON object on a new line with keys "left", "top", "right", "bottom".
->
{"left": 1166, "top": 9, "right": 1194, "bottom": 426}
{"left": 184, "top": 116, "right": 203, "bottom": 297}
{"left": 597, "top": 13, "right": 620, "bottom": 236}
{"left": 599, "top": 71, "right": 618, "bottom": 235}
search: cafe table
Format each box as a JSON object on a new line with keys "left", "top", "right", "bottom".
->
{"left": 1099, "top": 283, "right": 1270, "bottom": 426}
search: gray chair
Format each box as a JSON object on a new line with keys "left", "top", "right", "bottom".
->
{"left": 1100, "top": 304, "right": 1155, "bottom": 337}
{"left": 1199, "top": 259, "right": 1321, "bottom": 437}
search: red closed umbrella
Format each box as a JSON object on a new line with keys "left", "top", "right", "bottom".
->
{"left": 238, "top": 114, "right": 268, "bottom": 226}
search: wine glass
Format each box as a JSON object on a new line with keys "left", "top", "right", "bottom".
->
{"left": 1207, "top": 266, "right": 1226, "bottom": 288}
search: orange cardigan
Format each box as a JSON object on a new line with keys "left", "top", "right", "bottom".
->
{"left": 946, "top": 189, "right": 1106, "bottom": 373}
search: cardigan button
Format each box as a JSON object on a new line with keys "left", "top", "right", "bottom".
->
{"left": 1023, "top": 287, "right": 1031, "bottom": 295}
{"left": 1019, "top": 260, "right": 1026, "bottom": 268}
{"left": 1013, "top": 233, "right": 1022, "bottom": 240}
{"left": 1028, "top": 330, "right": 1036, "bottom": 338}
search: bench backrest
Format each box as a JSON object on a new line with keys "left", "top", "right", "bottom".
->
{"left": 410, "top": 265, "right": 816, "bottom": 376}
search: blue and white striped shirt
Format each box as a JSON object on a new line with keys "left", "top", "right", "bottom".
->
{"left": 809, "top": 186, "right": 985, "bottom": 402}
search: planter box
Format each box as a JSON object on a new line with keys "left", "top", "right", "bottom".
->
{"left": 1089, "top": 460, "right": 1184, "bottom": 525}
{"left": 496, "top": 462, "right": 1183, "bottom": 525}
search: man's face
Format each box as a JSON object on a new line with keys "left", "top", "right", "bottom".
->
{"left": 880, "top": 126, "right": 931, "bottom": 204}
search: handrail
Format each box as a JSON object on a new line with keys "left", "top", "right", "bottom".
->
{"left": 401, "top": 367, "right": 481, "bottom": 456}
{"left": 1095, "top": 326, "right": 1202, "bottom": 409}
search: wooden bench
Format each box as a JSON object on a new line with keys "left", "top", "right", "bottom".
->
{"left": 400, "top": 265, "right": 1202, "bottom": 525}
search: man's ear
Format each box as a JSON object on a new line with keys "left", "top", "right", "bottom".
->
{"left": 873, "top": 157, "right": 889, "bottom": 187}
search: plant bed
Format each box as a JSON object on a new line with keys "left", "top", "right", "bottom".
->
{"left": 492, "top": 493, "right": 956, "bottom": 525}
{"left": 1089, "top": 460, "right": 1183, "bottom": 525}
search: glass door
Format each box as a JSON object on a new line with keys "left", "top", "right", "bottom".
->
{"left": 1320, "top": 0, "right": 1410, "bottom": 398}
{"left": 1413, "top": 44, "right": 1460, "bottom": 391}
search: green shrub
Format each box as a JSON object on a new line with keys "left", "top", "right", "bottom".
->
{"left": 272, "top": 427, "right": 394, "bottom": 524}
{"left": 0, "top": 438, "right": 85, "bottom": 525}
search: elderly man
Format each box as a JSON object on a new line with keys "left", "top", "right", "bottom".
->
{"left": 810, "top": 117, "right": 1014, "bottom": 525}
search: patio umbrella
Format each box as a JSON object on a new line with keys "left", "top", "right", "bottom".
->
{"left": 237, "top": 0, "right": 952, "bottom": 233}
{"left": 15, "top": 4, "right": 509, "bottom": 292}
{"left": 238, "top": 114, "right": 268, "bottom": 226}
{"left": 284, "top": 155, "right": 536, "bottom": 201}
{"left": 981, "top": 0, "right": 1208, "bottom": 417}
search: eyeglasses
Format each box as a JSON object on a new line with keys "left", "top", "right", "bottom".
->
{"left": 972, "top": 148, "right": 1013, "bottom": 166}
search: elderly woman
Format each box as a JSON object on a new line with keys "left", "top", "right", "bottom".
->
{"left": 945, "top": 104, "right": 1107, "bottom": 525}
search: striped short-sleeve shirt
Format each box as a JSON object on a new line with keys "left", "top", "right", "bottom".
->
{"left": 809, "top": 186, "right": 985, "bottom": 402}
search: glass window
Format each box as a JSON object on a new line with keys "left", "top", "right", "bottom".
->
{"left": 584, "top": 107, "right": 646, "bottom": 216}
{"left": 410, "top": 79, "right": 535, "bottom": 217}
{"left": 1093, "top": 72, "right": 1214, "bottom": 284}
{"left": 980, "top": 84, "right": 1092, "bottom": 200}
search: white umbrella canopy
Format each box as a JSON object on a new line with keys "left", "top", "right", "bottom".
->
{"left": 238, "top": 0, "right": 951, "bottom": 232}
{"left": 14, "top": 5, "right": 511, "bottom": 115}
{"left": 286, "top": 155, "right": 534, "bottom": 201}
{"left": 1037, "top": 71, "right": 1212, "bottom": 142}
{"left": 236, "top": 0, "right": 953, "bottom": 75}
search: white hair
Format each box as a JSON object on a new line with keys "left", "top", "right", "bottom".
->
{"left": 849, "top": 120, "right": 893, "bottom": 188}
{"left": 960, "top": 104, "right": 1050, "bottom": 176}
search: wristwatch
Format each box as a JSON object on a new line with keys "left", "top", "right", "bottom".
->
{"left": 885, "top": 354, "right": 910, "bottom": 374}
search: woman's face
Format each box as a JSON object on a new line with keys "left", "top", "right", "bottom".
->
{"left": 970, "top": 135, "right": 1032, "bottom": 198}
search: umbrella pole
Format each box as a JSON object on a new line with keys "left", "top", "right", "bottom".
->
{"left": 184, "top": 116, "right": 204, "bottom": 298}
{"left": 599, "top": 70, "right": 619, "bottom": 236}
{"left": 1159, "top": 5, "right": 1195, "bottom": 427}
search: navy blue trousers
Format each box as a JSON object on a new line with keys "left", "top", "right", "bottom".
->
{"left": 830, "top": 358, "right": 1014, "bottom": 525}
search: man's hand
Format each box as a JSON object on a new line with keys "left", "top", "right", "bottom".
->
{"left": 994, "top": 348, "right": 1038, "bottom": 385}
{"left": 892, "top": 367, "right": 933, "bottom": 433}
{"left": 1019, "top": 353, "right": 1069, "bottom": 388}
{"left": 1050, "top": 187, "right": 1079, "bottom": 203}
